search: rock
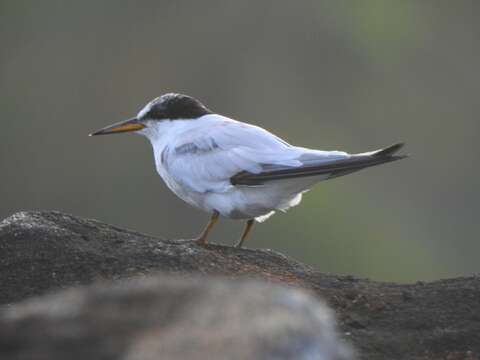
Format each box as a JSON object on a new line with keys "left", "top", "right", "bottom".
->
{"left": 1, "top": 211, "right": 480, "bottom": 359}
{"left": 0, "top": 276, "right": 351, "bottom": 360}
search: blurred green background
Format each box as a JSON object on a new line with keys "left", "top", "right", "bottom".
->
{"left": 1, "top": 1, "right": 478, "bottom": 283}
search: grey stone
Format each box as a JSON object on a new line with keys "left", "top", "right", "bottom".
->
{"left": 0, "top": 276, "right": 351, "bottom": 360}
{"left": 1, "top": 211, "right": 479, "bottom": 360}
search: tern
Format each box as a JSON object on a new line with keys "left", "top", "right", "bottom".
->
{"left": 91, "top": 93, "right": 406, "bottom": 248}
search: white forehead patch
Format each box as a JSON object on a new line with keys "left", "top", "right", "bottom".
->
{"left": 137, "top": 97, "right": 160, "bottom": 119}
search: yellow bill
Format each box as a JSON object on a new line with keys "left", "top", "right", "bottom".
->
{"left": 89, "top": 118, "right": 145, "bottom": 136}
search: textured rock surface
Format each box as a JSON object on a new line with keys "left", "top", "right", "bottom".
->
{"left": 1, "top": 211, "right": 479, "bottom": 360}
{"left": 0, "top": 276, "right": 350, "bottom": 360}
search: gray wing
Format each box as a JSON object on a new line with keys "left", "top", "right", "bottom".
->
{"left": 231, "top": 143, "right": 407, "bottom": 186}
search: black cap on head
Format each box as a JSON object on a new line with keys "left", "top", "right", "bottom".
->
{"left": 139, "top": 93, "right": 212, "bottom": 121}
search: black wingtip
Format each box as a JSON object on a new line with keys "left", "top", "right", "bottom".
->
{"left": 374, "top": 143, "right": 406, "bottom": 157}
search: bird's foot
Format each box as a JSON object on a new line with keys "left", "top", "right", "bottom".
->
{"left": 193, "top": 237, "right": 208, "bottom": 246}
{"left": 234, "top": 240, "right": 244, "bottom": 249}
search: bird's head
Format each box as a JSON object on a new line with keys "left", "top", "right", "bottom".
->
{"left": 90, "top": 93, "right": 211, "bottom": 137}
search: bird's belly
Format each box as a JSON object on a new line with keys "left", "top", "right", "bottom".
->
{"left": 204, "top": 185, "right": 304, "bottom": 220}
{"left": 157, "top": 167, "right": 309, "bottom": 220}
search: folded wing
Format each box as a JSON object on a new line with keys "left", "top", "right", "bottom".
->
{"left": 163, "top": 115, "right": 406, "bottom": 193}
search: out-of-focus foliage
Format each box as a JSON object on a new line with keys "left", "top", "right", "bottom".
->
{"left": 1, "top": 1, "right": 478, "bottom": 282}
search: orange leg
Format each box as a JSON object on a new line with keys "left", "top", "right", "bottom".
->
{"left": 235, "top": 219, "right": 255, "bottom": 248}
{"left": 195, "top": 211, "right": 220, "bottom": 245}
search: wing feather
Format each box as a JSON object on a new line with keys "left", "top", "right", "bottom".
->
{"left": 231, "top": 143, "right": 406, "bottom": 185}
